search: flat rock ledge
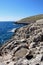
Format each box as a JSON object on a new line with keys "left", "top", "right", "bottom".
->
{"left": 0, "top": 19, "right": 43, "bottom": 65}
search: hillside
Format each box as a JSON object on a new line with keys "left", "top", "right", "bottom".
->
{"left": 16, "top": 14, "right": 43, "bottom": 23}
{"left": 0, "top": 18, "right": 43, "bottom": 65}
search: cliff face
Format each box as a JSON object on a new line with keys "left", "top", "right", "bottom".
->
{"left": 0, "top": 19, "right": 43, "bottom": 65}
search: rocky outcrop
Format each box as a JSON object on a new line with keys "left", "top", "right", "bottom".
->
{"left": 0, "top": 19, "right": 43, "bottom": 65}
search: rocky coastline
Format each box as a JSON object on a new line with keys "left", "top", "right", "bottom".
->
{"left": 0, "top": 19, "right": 43, "bottom": 65}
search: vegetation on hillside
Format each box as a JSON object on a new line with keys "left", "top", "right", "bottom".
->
{"left": 17, "top": 14, "right": 43, "bottom": 23}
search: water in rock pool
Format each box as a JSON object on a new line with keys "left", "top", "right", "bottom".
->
{"left": 0, "top": 22, "right": 26, "bottom": 46}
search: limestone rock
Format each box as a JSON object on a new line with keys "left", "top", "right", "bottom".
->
{"left": 0, "top": 20, "right": 43, "bottom": 65}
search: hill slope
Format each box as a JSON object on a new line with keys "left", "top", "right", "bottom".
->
{"left": 17, "top": 14, "right": 43, "bottom": 23}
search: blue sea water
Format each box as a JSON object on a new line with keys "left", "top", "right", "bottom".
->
{"left": 0, "top": 22, "right": 25, "bottom": 45}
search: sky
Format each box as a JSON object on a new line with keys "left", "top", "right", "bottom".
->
{"left": 0, "top": 0, "right": 43, "bottom": 21}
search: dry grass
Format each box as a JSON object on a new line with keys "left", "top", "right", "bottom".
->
{"left": 17, "top": 14, "right": 43, "bottom": 23}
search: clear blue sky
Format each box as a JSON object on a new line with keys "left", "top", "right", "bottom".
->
{"left": 0, "top": 0, "right": 43, "bottom": 21}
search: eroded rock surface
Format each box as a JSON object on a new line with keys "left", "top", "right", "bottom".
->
{"left": 0, "top": 19, "right": 43, "bottom": 65}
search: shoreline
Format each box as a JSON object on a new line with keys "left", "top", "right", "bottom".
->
{"left": 0, "top": 18, "right": 43, "bottom": 65}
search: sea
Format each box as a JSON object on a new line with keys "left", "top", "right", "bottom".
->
{"left": 0, "top": 22, "right": 26, "bottom": 46}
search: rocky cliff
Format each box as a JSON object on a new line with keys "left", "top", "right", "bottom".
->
{"left": 0, "top": 19, "right": 43, "bottom": 65}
